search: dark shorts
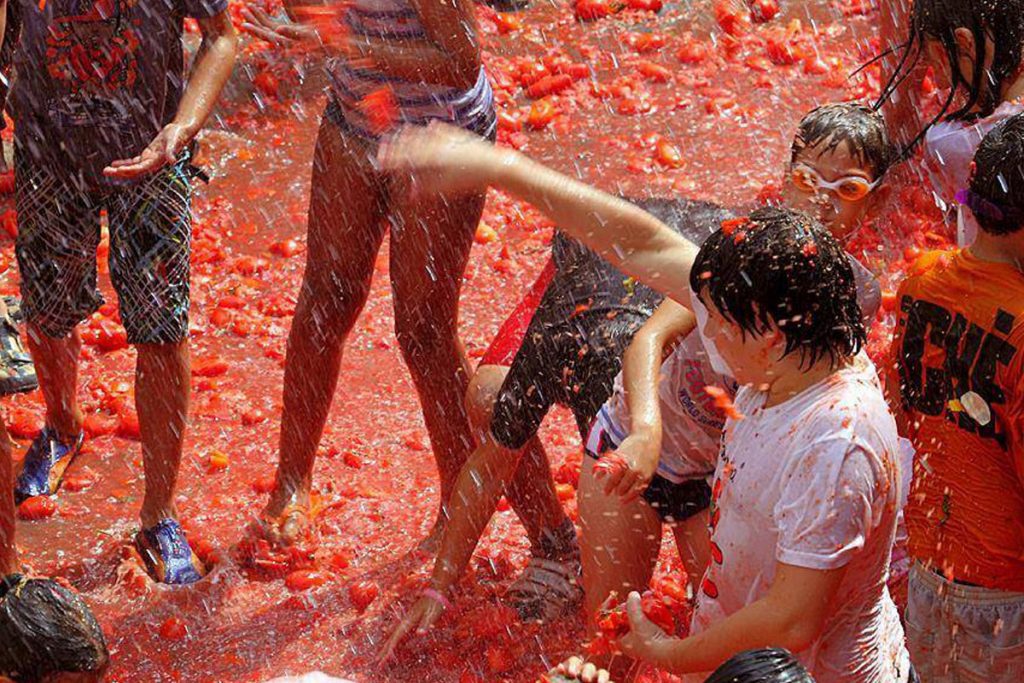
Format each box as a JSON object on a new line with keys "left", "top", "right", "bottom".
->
{"left": 488, "top": 305, "right": 652, "bottom": 451}
{"left": 481, "top": 258, "right": 556, "bottom": 367}
{"left": 14, "top": 151, "right": 194, "bottom": 344}
{"left": 584, "top": 422, "right": 712, "bottom": 524}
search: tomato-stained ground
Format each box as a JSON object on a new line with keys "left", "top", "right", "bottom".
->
{"left": 1, "top": 0, "right": 948, "bottom": 681}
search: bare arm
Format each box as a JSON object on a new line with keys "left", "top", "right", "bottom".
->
{"left": 599, "top": 299, "right": 697, "bottom": 501}
{"left": 378, "top": 124, "right": 702, "bottom": 305}
{"left": 620, "top": 562, "right": 846, "bottom": 674}
{"left": 380, "top": 436, "right": 524, "bottom": 658}
{"left": 104, "top": 11, "right": 238, "bottom": 178}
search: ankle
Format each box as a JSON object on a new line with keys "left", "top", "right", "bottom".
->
{"left": 531, "top": 518, "right": 579, "bottom": 561}
{"left": 140, "top": 504, "right": 177, "bottom": 530}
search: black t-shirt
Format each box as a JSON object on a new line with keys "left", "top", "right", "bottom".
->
{"left": 489, "top": 198, "right": 733, "bottom": 450}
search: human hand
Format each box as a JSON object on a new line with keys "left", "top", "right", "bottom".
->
{"left": 240, "top": 7, "right": 322, "bottom": 50}
{"left": 616, "top": 591, "right": 676, "bottom": 666}
{"left": 544, "top": 656, "right": 614, "bottom": 683}
{"left": 103, "top": 123, "right": 194, "bottom": 179}
{"left": 377, "top": 121, "right": 510, "bottom": 195}
{"left": 594, "top": 430, "right": 659, "bottom": 503}
{"left": 378, "top": 590, "right": 448, "bottom": 661}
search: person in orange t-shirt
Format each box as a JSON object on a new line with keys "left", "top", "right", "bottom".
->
{"left": 889, "top": 112, "right": 1024, "bottom": 682}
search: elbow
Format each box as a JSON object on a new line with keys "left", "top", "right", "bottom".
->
{"left": 773, "top": 612, "right": 825, "bottom": 654}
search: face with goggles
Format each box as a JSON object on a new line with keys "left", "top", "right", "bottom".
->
{"left": 782, "top": 138, "right": 885, "bottom": 241}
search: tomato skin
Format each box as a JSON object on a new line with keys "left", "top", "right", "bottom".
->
{"left": 18, "top": 496, "right": 57, "bottom": 520}
{"left": 574, "top": 0, "right": 619, "bottom": 22}
{"left": 655, "top": 140, "right": 684, "bottom": 168}
{"left": 285, "top": 569, "right": 328, "bottom": 592}
{"left": 526, "top": 74, "right": 574, "bottom": 99}
{"left": 526, "top": 99, "right": 557, "bottom": 130}
{"left": 348, "top": 580, "right": 379, "bottom": 612}
{"left": 714, "top": 0, "right": 751, "bottom": 36}
{"left": 637, "top": 60, "right": 672, "bottom": 83}
{"left": 159, "top": 616, "right": 188, "bottom": 640}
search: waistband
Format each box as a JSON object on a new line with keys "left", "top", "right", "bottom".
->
{"left": 911, "top": 562, "right": 1024, "bottom": 605}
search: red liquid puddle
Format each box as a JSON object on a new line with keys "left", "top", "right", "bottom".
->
{"left": 2, "top": 0, "right": 946, "bottom": 680}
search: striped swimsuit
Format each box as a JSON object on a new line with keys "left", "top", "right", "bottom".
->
{"left": 326, "top": 0, "right": 495, "bottom": 140}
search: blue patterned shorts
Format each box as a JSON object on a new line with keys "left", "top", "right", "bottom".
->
{"left": 14, "top": 153, "right": 194, "bottom": 344}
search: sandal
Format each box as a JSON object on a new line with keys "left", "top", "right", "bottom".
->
{"left": 0, "top": 297, "right": 36, "bottom": 396}
{"left": 503, "top": 555, "right": 584, "bottom": 622}
{"left": 134, "top": 519, "right": 205, "bottom": 586}
{"left": 14, "top": 429, "right": 84, "bottom": 503}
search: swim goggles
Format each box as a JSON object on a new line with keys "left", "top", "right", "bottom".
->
{"left": 791, "top": 164, "right": 880, "bottom": 202}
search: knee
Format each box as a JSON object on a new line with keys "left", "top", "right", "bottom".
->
{"left": 465, "top": 365, "right": 507, "bottom": 433}
{"left": 296, "top": 269, "right": 371, "bottom": 340}
{"left": 393, "top": 306, "right": 456, "bottom": 364}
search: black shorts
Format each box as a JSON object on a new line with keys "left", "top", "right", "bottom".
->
{"left": 488, "top": 307, "right": 653, "bottom": 450}
{"left": 584, "top": 423, "right": 711, "bottom": 524}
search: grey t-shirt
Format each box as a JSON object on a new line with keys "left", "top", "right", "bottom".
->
{"left": 11, "top": 0, "right": 227, "bottom": 187}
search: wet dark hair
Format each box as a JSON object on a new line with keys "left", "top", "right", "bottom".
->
{"left": 704, "top": 648, "right": 815, "bottom": 683}
{"left": 0, "top": 575, "right": 109, "bottom": 683}
{"left": 689, "top": 207, "right": 865, "bottom": 369}
{"left": 791, "top": 103, "right": 896, "bottom": 180}
{"left": 878, "top": 0, "right": 1024, "bottom": 153}
{"left": 966, "top": 111, "right": 1024, "bottom": 235}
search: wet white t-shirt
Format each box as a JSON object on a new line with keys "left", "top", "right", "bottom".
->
{"left": 924, "top": 102, "right": 1024, "bottom": 245}
{"left": 687, "top": 354, "right": 908, "bottom": 683}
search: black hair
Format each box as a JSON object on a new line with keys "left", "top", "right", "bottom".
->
{"left": 0, "top": 575, "right": 109, "bottom": 683}
{"left": 791, "top": 103, "right": 896, "bottom": 180}
{"left": 689, "top": 207, "right": 865, "bottom": 369}
{"left": 704, "top": 648, "right": 815, "bottom": 683}
{"left": 966, "top": 111, "right": 1024, "bottom": 235}
{"left": 877, "top": 0, "right": 1024, "bottom": 154}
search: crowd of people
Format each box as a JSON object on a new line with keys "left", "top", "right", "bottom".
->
{"left": 0, "top": 0, "right": 1022, "bottom": 681}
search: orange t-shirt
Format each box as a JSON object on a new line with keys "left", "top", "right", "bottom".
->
{"left": 890, "top": 249, "right": 1024, "bottom": 591}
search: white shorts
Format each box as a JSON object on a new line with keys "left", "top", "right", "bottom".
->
{"left": 905, "top": 563, "right": 1024, "bottom": 682}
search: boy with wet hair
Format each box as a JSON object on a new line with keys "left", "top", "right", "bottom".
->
{"left": 576, "top": 102, "right": 898, "bottom": 652}
{"left": 2, "top": 0, "right": 237, "bottom": 585}
{"left": 609, "top": 208, "right": 908, "bottom": 682}
{"left": 889, "top": 112, "right": 1024, "bottom": 682}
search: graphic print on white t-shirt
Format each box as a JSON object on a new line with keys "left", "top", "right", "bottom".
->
{"left": 690, "top": 354, "right": 907, "bottom": 683}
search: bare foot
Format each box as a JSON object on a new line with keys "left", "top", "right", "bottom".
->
{"left": 260, "top": 484, "right": 314, "bottom": 547}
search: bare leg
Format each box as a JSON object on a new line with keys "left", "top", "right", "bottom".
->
{"left": 26, "top": 325, "right": 82, "bottom": 442}
{"left": 135, "top": 341, "right": 190, "bottom": 528}
{"left": 578, "top": 457, "right": 662, "bottom": 679}
{"left": 669, "top": 509, "right": 710, "bottom": 602}
{"left": 389, "top": 187, "right": 485, "bottom": 538}
{"left": 0, "top": 419, "right": 15, "bottom": 574}
{"left": 264, "top": 121, "right": 388, "bottom": 544}
{"left": 466, "top": 365, "right": 571, "bottom": 556}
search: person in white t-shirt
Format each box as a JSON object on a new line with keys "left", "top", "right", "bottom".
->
{"left": 577, "top": 104, "right": 894, "bottom": 650}
{"left": 599, "top": 209, "right": 909, "bottom": 683}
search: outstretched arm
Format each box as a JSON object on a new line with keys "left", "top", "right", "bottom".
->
{"left": 380, "top": 436, "right": 525, "bottom": 658}
{"left": 378, "top": 124, "right": 701, "bottom": 305}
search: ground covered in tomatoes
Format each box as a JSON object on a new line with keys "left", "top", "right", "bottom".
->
{"left": 2, "top": 0, "right": 949, "bottom": 681}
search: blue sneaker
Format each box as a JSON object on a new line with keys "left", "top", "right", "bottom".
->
{"left": 14, "top": 428, "right": 84, "bottom": 503}
{"left": 134, "top": 519, "right": 205, "bottom": 586}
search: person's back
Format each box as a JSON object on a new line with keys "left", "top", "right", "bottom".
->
{"left": 890, "top": 109, "right": 1024, "bottom": 683}
{"left": 891, "top": 248, "right": 1024, "bottom": 588}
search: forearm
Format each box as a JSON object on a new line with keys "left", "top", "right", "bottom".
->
{"left": 429, "top": 438, "right": 524, "bottom": 591}
{"left": 622, "top": 332, "right": 665, "bottom": 439}
{"left": 493, "top": 156, "right": 699, "bottom": 303}
{"left": 652, "top": 598, "right": 817, "bottom": 674}
{"left": 174, "top": 22, "right": 238, "bottom": 135}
